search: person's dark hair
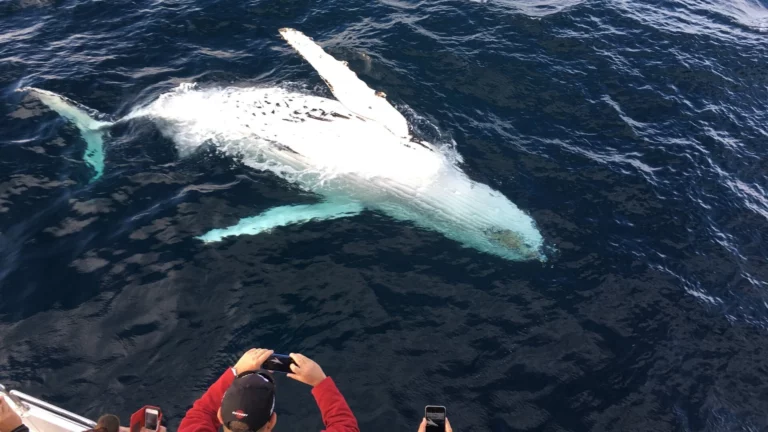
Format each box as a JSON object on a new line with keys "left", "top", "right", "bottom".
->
{"left": 86, "top": 414, "right": 120, "bottom": 432}
{"left": 226, "top": 420, "right": 258, "bottom": 432}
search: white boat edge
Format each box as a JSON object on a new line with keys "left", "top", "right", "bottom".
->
{"left": 1, "top": 384, "right": 95, "bottom": 432}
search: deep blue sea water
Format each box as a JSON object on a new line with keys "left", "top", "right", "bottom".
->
{"left": 1, "top": 0, "right": 768, "bottom": 431}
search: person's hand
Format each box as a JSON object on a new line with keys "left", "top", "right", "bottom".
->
{"left": 234, "top": 348, "right": 274, "bottom": 374}
{"left": 287, "top": 353, "right": 327, "bottom": 387}
{"left": 0, "top": 397, "right": 23, "bottom": 432}
{"left": 418, "top": 417, "right": 453, "bottom": 432}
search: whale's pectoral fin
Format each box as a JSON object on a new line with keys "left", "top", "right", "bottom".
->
{"left": 197, "top": 201, "right": 365, "bottom": 243}
{"left": 79, "top": 129, "right": 107, "bottom": 181}
{"left": 279, "top": 28, "right": 410, "bottom": 139}
{"left": 21, "top": 87, "right": 113, "bottom": 181}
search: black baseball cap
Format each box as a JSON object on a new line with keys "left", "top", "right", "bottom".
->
{"left": 221, "top": 372, "right": 276, "bottom": 431}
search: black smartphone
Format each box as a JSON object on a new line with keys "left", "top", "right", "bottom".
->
{"left": 262, "top": 354, "right": 295, "bottom": 373}
{"left": 425, "top": 406, "right": 446, "bottom": 432}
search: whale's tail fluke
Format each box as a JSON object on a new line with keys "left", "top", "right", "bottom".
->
{"left": 20, "top": 87, "right": 113, "bottom": 181}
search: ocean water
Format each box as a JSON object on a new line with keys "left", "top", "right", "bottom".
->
{"left": 1, "top": 0, "right": 767, "bottom": 431}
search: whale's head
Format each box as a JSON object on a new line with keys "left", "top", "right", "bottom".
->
{"left": 485, "top": 227, "right": 543, "bottom": 261}
{"left": 431, "top": 170, "right": 546, "bottom": 261}
{"left": 485, "top": 228, "right": 539, "bottom": 260}
{"left": 377, "top": 167, "right": 546, "bottom": 262}
{"left": 431, "top": 202, "right": 545, "bottom": 261}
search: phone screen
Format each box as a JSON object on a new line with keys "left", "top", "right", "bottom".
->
{"left": 144, "top": 409, "right": 159, "bottom": 431}
{"left": 262, "top": 354, "right": 295, "bottom": 373}
{"left": 425, "top": 406, "right": 446, "bottom": 432}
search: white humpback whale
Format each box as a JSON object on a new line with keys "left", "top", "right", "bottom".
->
{"left": 20, "top": 28, "right": 545, "bottom": 261}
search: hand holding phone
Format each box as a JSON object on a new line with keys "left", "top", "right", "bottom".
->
{"left": 235, "top": 348, "right": 275, "bottom": 374}
{"left": 261, "top": 354, "right": 296, "bottom": 373}
{"left": 422, "top": 406, "right": 449, "bottom": 432}
{"left": 130, "top": 406, "right": 162, "bottom": 432}
{"left": 286, "top": 353, "right": 327, "bottom": 387}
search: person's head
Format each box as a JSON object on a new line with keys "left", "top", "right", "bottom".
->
{"left": 94, "top": 414, "right": 121, "bottom": 432}
{"left": 217, "top": 372, "right": 277, "bottom": 432}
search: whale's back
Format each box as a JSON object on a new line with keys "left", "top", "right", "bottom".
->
{"left": 132, "top": 86, "right": 444, "bottom": 187}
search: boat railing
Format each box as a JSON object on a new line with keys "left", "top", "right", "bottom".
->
{"left": 1, "top": 384, "right": 95, "bottom": 432}
{"left": 0, "top": 384, "right": 28, "bottom": 414}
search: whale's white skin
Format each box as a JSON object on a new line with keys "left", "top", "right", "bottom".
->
{"left": 21, "top": 28, "right": 545, "bottom": 261}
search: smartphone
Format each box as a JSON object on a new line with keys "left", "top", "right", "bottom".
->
{"left": 262, "top": 354, "right": 295, "bottom": 373}
{"left": 425, "top": 406, "right": 446, "bottom": 432}
{"left": 131, "top": 406, "right": 162, "bottom": 432}
{"left": 144, "top": 408, "right": 159, "bottom": 431}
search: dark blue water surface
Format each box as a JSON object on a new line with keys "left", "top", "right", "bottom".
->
{"left": 1, "top": 0, "right": 768, "bottom": 431}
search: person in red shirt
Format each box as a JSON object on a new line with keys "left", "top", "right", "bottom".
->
{"left": 178, "top": 348, "right": 359, "bottom": 432}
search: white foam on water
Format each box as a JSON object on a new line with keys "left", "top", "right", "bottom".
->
{"left": 613, "top": 0, "right": 768, "bottom": 43}
{"left": 469, "top": 0, "right": 585, "bottom": 17}
{"left": 713, "top": 0, "right": 768, "bottom": 31}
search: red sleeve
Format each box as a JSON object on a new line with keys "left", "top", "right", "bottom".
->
{"left": 178, "top": 369, "right": 236, "bottom": 432}
{"left": 311, "top": 377, "right": 360, "bottom": 432}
